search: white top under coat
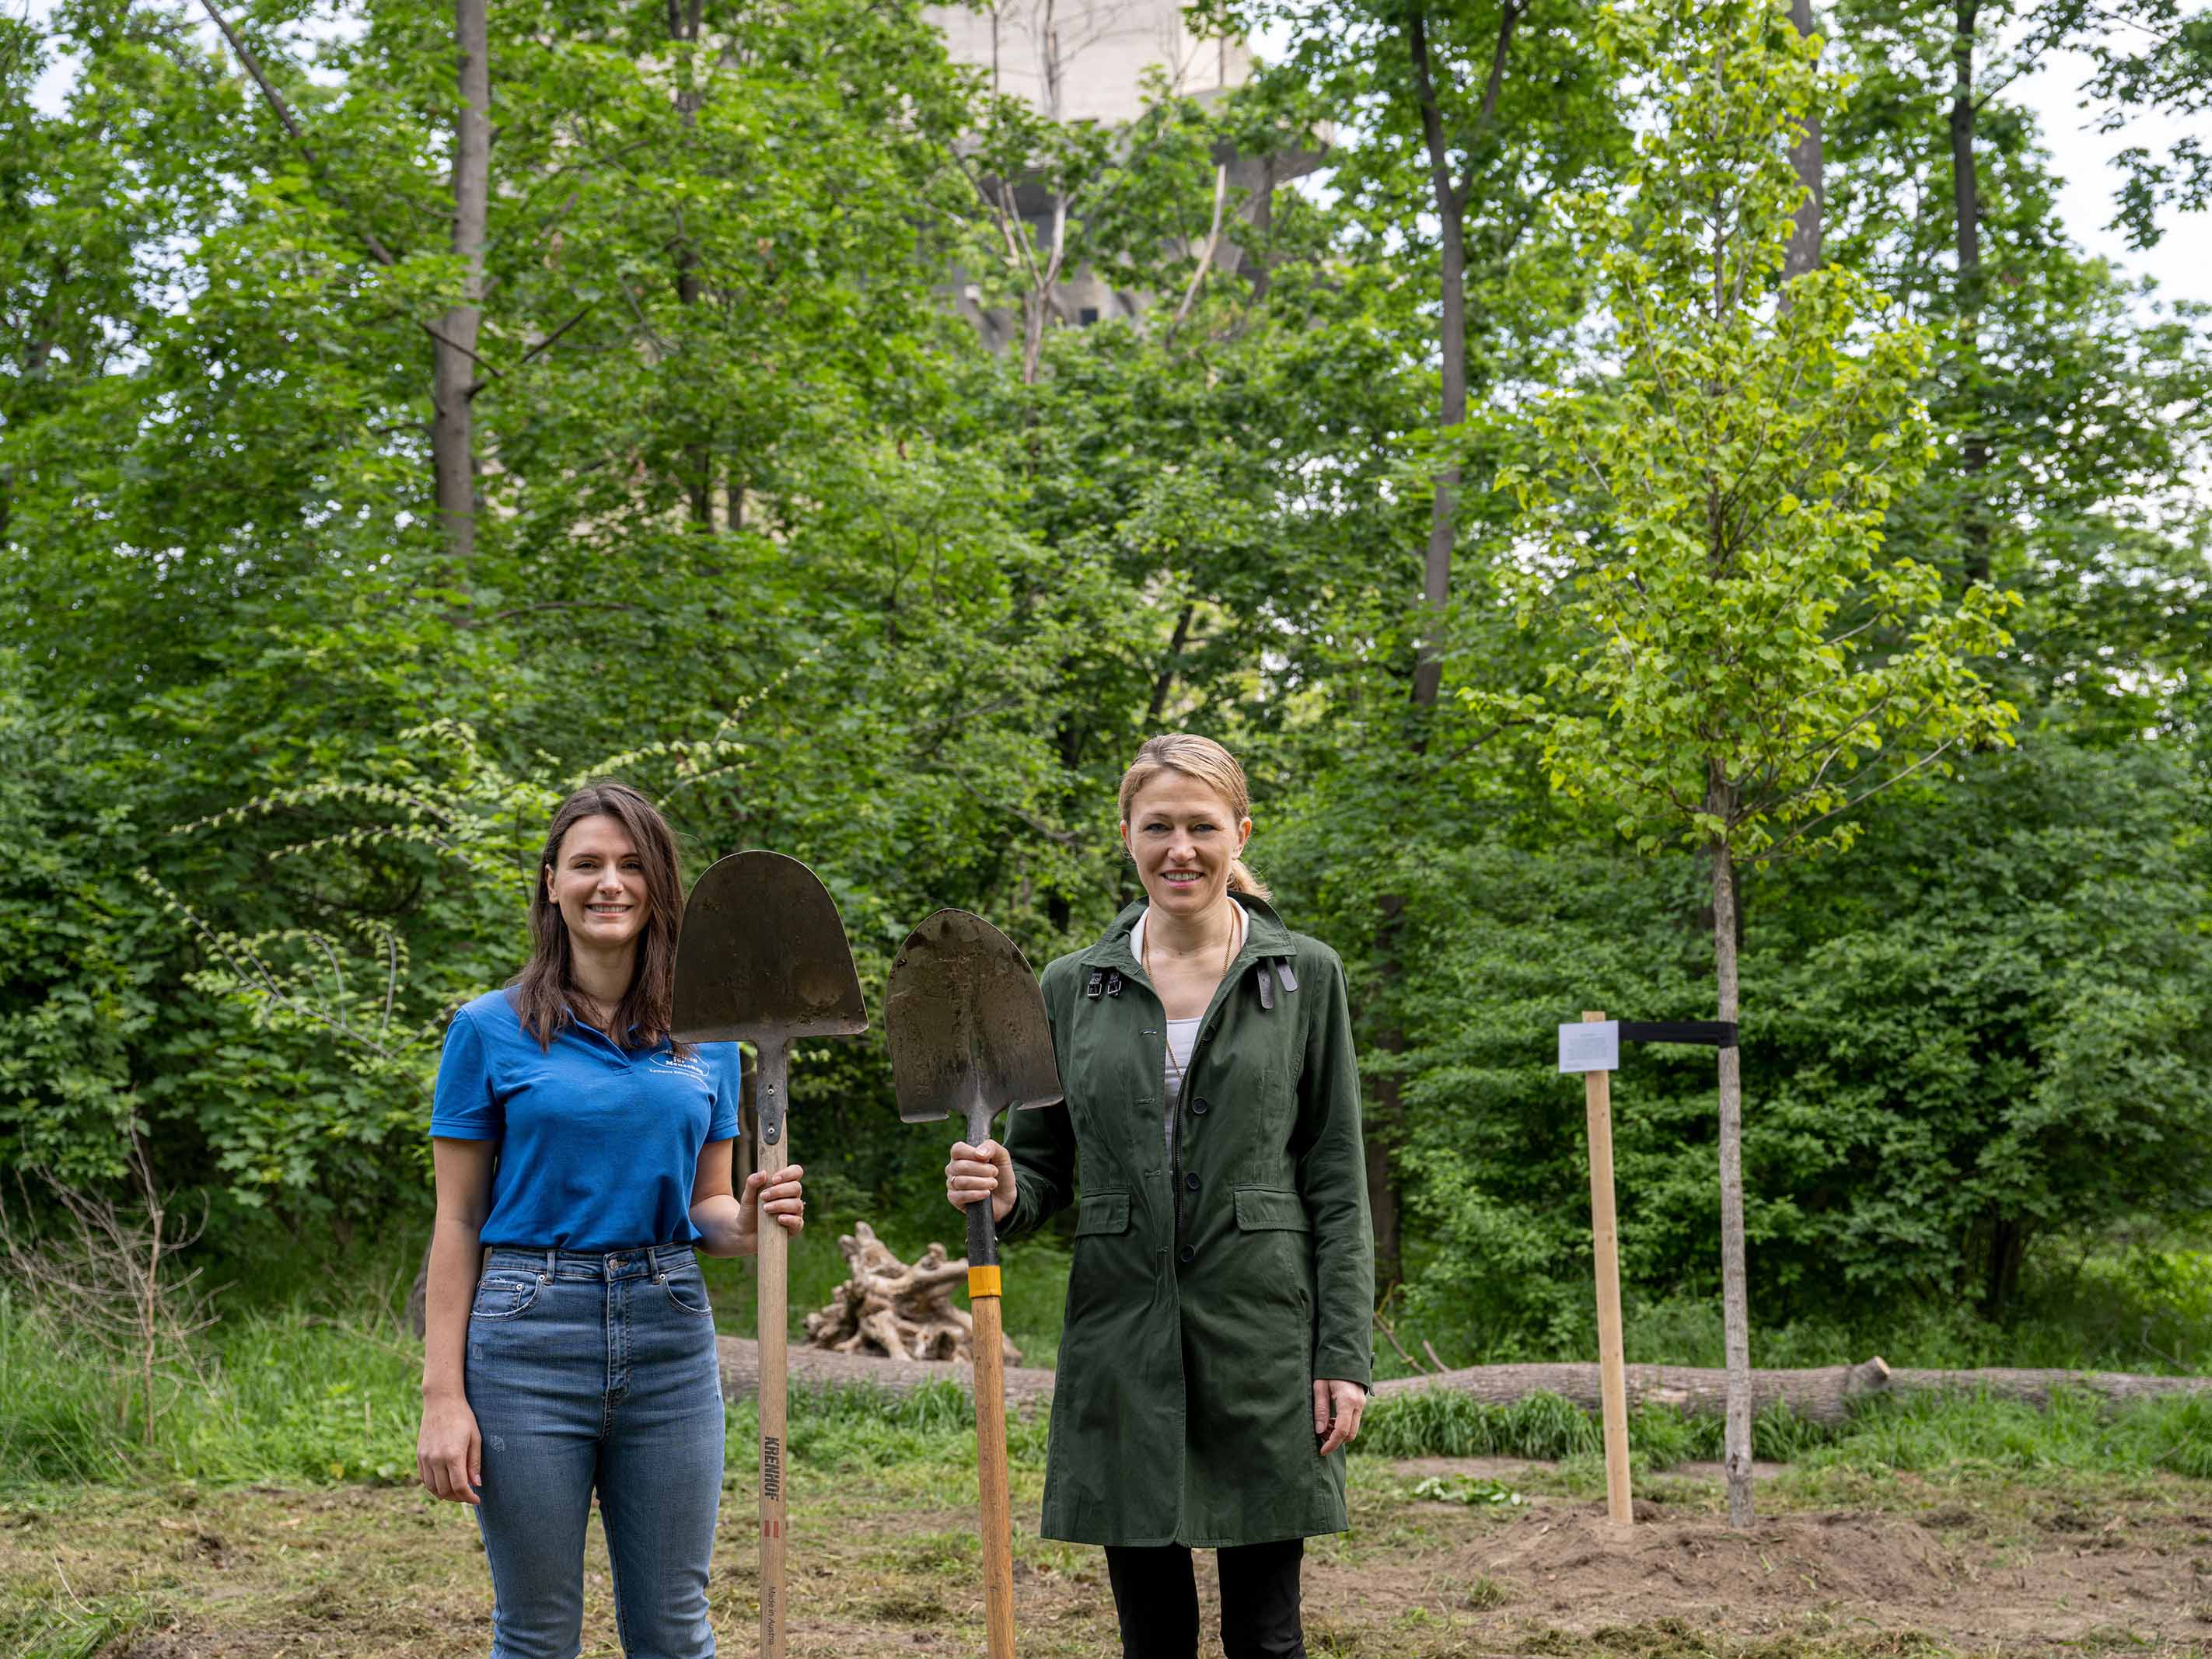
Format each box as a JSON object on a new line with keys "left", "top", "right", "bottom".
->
{"left": 1129, "top": 901, "right": 1246, "bottom": 1151}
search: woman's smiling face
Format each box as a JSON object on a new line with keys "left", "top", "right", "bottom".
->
{"left": 1121, "top": 772, "right": 1251, "bottom": 920}
{"left": 544, "top": 813, "right": 649, "bottom": 953}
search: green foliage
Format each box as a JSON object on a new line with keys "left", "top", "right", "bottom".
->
{"left": 1369, "top": 737, "right": 2212, "bottom": 1353}
{"left": 1753, "top": 742, "right": 2212, "bottom": 1311}
{"left": 0, "top": 0, "right": 2205, "bottom": 1367}
{"left": 1820, "top": 0, "right": 2212, "bottom": 736}
{"left": 1497, "top": 0, "right": 2016, "bottom": 867}
{"left": 0, "top": 685, "right": 156, "bottom": 1183}
{"left": 1407, "top": 1472, "right": 1527, "bottom": 1506}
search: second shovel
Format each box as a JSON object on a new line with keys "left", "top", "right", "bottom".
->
{"left": 886, "top": 910, "right": 1063, "bottom": 1659}
{"left": 672, "top": 850, "right": 867, "bottom": 1659}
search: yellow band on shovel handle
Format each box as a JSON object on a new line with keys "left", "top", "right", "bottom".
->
{"left": 968, "top": 1264, "right": 1002, "bottom": 1299}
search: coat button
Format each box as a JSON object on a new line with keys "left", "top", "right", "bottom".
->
{"left": 1178, "top": 1245, "right": 1195, "bottom": 1264}
{"left": 1184, "top": 1173, "right": 1200, "bottom": 1192}
{"left": 1190, "top": 1096, "right": 1209, "bottom": 1115}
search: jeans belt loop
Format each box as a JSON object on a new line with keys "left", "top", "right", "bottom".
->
{"left": 649, "top": 1243, "right": 667, "bottom": 1283}
{"left": 540, "top": 1247, "right": 556, "bottom": 1282}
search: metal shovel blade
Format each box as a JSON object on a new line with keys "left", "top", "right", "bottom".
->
{"left": 670, "top": 850, "right": 868, "bottom": 1044}
{"left": 886, "top": 910, "right": 1063, "bottom": 1125}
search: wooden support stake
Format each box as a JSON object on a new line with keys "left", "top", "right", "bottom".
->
{"left": 1582, "top": 1010, "right": 1634, "bottom": 1526}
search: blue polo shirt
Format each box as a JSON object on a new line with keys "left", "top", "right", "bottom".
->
{"left": 430, "top": 989, "right": 743, "bottom": 1252}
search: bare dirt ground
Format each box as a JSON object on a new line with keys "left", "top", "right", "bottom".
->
{"left": 4, "top": 1458, "right": 2210, "bottom": 1657}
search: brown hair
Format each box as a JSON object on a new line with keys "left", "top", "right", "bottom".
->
{"left": 512, "top": 781, "right": 690, "bottom": 1053}
{"left": 1116, "top": 733, "right": 1271, "bottom": 901}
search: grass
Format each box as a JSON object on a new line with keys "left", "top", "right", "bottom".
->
{"left": 5, "top": 1207, "right": 2205, "bottom": 1499}
{"left": 1354, "top": 1380, "right": 2212, "bottom": 1484}
{"left": 23, "top": 1463, "right": 2192, "bottom": 1659}
{"left": 6, "top": 1225, "right": 2210, "bottom": 1499}
{"left": 0, "top": 1284, "right": 1057, "bottom": 1493}
{"left": 0, "top": 1203, "right": 1061, "bottom": 1491}
{"left": 9, "top": 1277, "right": 2207, "bottom": 1505}
{"left": 1354, "top": 1387, "right": 1837, "bottom": 1469}
{"left": 3, "top": 1214, "right": 2205, "bottom": 1654}
{"left": 2, "top": 1322, "right": 2210, "bottom": 1656}
{"left": 0, "top": 1592, "right": 156, "bottom": 1659}
{"left": 10, "top": 1448, "right": 2211, "bottom": 1659}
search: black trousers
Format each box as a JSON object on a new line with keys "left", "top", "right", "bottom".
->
{"left": 1103, "top": 1538, "right": 1305, "bottom": 1659}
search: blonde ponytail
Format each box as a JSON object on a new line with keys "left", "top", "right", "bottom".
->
{"left": 1227, "top": 857, "right": 1272, "bottom": 902}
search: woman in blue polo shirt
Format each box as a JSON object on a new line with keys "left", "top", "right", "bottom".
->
{"left": 416, "top": 780, "right": 805, "bottom": 1657}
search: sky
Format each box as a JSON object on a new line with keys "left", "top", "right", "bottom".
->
{"left": 2006, "top": 43, "right": 2211, "bottom": 310}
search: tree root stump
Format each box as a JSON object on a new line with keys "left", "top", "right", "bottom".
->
{"left": 802, "top": 1221, "right": 1021, "bottom": 1366}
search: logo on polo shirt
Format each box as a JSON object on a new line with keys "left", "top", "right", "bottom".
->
{"left": 650, "top": 1050, "right": 711, "bottom": 1081}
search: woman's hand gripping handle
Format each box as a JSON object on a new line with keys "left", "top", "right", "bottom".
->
{"left": 946, "top": 1136, "right": 1016, "bottom": 1227}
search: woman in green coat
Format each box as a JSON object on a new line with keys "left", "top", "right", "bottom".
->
{"left": 947, "top": 732, "right": 1373, "bottom": 1658}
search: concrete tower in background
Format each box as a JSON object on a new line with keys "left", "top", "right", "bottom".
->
{"left": 927, "top": 0, "right": 1253, "bottom": 124}
{"left": 925, "top": 0, "right": 1318, "bottom": 351}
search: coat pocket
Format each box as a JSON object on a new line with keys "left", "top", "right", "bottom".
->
{"left": 1233, "top": 1186, "right": 1315, "bottom": 1329}
{"left": 1074, "top": 1190, "right": 1130, "bottom": 1236}
{"left": 1233, "top": 1187, "right": 1311, "bottom": 1233}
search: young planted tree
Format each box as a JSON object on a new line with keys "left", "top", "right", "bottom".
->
{"left": 1494, "top": 0, "right": 2018, "bottom": 1526}
{"left": 1211, "top": 0, "right": 1632, "bottom": 1285}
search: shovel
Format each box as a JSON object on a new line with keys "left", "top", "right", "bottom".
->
{"left": 672, "top": 850, "right": 867, "bottom": 1659}
{"left": 885, "top": 909, "right": 1064, "bottom": 1659}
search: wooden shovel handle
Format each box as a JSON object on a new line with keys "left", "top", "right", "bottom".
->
{"left": 959, "top": 1102, "right": 1016, "bottom": 1659}
{"left": 757, "top": 1043, "right": 791, "bottom": 1658}
{"left": 971, "top": 1285, "right": 1016, "bottom": 1659}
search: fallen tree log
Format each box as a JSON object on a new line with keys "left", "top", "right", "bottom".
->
{"left": 1880, "top": 1366, "right": 2212, "bottom": 1409}
{"left": 1372, "top": 1359, "right": 1894, "bottom": 1428}
{"left": 711, "top": 1343, "right": 2212, "bottom": 1426}
{"left": 1375, "top": 1360, "right": 2212, "bottom": 1425}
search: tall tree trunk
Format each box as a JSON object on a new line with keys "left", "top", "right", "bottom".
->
{"left": 1366, "top": 0, "right": 1524, "bottom": 1285}
{"left": 670, "top": 0, "right": 713, "bottom": 528}
{"left": 1362, "top": 1007, "right": 1404, "bottom": 1287}
{"left": 433, "top": 0, "right": 490, "bottom": 575}
{"left": 1784, "top": 0, "right": 1823, "bottom": 284}
{"left": 1403, "top": 1, "right": 1510, "bottom": 711}
{"left": 1246, "top": 154, "right": 1277, "bottom": 305}
{"left": 1979, "top": 1216, "right": 2026, "bottom": 1317}
{"left": 1948, "top": 0, "right": 1990, "bottom": 584}
{"left": 1708, "top": 778, "right": 1753, "bottom": 1528}
{"left": 1146, "top": 603, "right": 1196, "bottom": 725}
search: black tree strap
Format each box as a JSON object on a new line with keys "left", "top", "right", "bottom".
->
{"left": 1619, "top": 1020, "right": 1738, "bottom": 1049}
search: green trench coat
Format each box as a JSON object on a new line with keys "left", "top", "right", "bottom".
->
{"left": 1000, "top": 894, "right": 1374, "bottom": 1548}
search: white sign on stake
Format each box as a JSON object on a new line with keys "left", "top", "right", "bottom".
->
{"left": 1558, "top": 1020, "right": 1620, "bottom": 1074}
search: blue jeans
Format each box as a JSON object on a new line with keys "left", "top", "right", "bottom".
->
{"left": 466, "top": 1244, "right": 725, "bottom": 1658}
